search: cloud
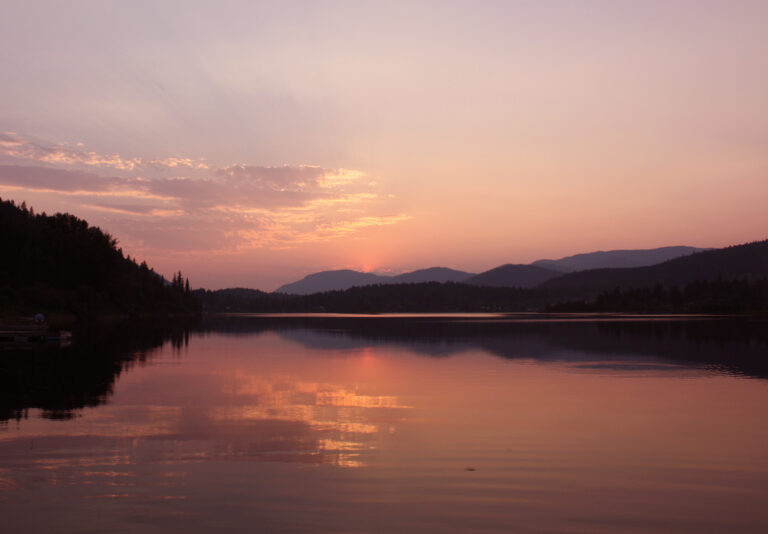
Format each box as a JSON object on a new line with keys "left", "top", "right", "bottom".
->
{"left": 233, "top": 213, "right": 411, "bottom": 249}
{"left": 0, "top": 165, "right": 125, "bottom": 192}
{"left": 217, "top": 164, "right": 366, "bottom": 191}
{"left": 0, "top": 135, "right": 409, "bottom": 254}
{"left": 84, "top": 203, "right": 185, "bottom": 217}
{"left": 0, "top": 132, "right": 209, "bottom": 171}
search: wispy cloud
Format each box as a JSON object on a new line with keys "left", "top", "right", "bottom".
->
{"left": 0, "top": 133, "right": 409, "bottom": 253}
{"left": 233, "top": 213, "right": 411, "bottom": 250}
{"left": 0, "top": 132, "right": 209, "bottom": 171}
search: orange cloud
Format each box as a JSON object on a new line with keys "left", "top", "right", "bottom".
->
{"left": 0, "top": 134, "right": 409, "bottom": 255}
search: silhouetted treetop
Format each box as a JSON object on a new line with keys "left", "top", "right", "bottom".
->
{"left": 0, "top": 197, "right": 199, "bottom": 318}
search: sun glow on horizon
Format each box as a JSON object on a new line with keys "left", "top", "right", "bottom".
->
{"left": 1, "top": 1, "right": 766, "bottom": 289}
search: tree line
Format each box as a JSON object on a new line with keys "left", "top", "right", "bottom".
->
{"left": 194, "top": 283, "right": 551, "bottom": 313}
{"left": 547, "top": 277, "right": 768, "bottom": 314}
{"left": 0, "top": 198, "right": 200, "bottom": 320}
{"left": 3, "top": 196, "right": 766, "bottom": 317}
{"left": 194, "top": 277, "right": 768, "bottom": 315}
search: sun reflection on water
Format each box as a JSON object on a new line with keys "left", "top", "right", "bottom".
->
{"left": 215, "top": 374, "right": 411, "bottom": 467}
{"left": 0, "top": 368, "right": 412, "bottom": 500}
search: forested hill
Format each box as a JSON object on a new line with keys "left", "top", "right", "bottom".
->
{"left": 0, "top": 198, "right": 199, "bottom": 319}
{"left": 195, "top": 282, "right": 547, "bottom": 313}
{"left": 541, "top": 239, "right": 768, "bottom": 300}
{"left": 196, "top": 239, "right": 768, "bottom": 314}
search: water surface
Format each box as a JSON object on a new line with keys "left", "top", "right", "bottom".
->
{"left": 2, "top": 315, "right": 768, "bottom": 533}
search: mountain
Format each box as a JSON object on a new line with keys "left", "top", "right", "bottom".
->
{"left": 273, "top": 245, "right": 729, "bottom": 295}
{"left": 201, "top": 282, "right": 545, "bottom": 313}
{"left": 465, "top": 264, "right": 561, "bottom": 288}
{"left": 198, "top": 240, "right": 768, "bottom": 313}
{"left": 390, "top": 267, "right": 473, "bottom": 284}
{"left": 275, "top": 267, "right": 474, "bottom": 294}
{"left": 277, "top": 264, "right": 554, "bottom": 294}
{"left": 193, "top": 287, "right": 272, "bottom": 311}
{"left": 532, "top": 246, "right": 708, "bottom": 272}
{"left": 541, "top": 239, "right": 768, "bottom": 299}
{"left": 275, "top": 270, "right": 389, "bottom": 295}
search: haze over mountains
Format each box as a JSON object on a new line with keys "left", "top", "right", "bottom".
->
{"left": 532, "top": 246, "right": 706, "bottom": 273}
{"left": 464, "top": 265, "right": 560, "bottom": 289}
{"left": 198, "top": 239, "right": 768, "bottom": 313}
{"left": 276, "top": 246, "right": 708, "bottom": 295}
{"left": 276, "top": 267, "right": 474, "bottom": 294}
{"left": 4, "top": 195, "right": 764, "bottom": 316}
{"left": 542, "top": 240, "right": 768, "bottom": 300}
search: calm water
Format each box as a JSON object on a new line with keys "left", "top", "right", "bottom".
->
{"left": 2, "top": 315, "right": 768, "bottom": 533}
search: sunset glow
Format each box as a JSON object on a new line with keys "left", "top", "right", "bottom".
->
{"left": 1, "top": 1, "right": 766, "bottom": 289}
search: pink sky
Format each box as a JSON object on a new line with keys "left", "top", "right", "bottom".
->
{"left": 1, "top": 1, "right": 767, "bottom": 290}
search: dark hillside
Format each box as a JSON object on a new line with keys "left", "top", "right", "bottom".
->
{"left": 197, "top": 282, "right": 548, "bottom": 313}
{"left": 390, "top": 267, "right": 473, "bottom": 283}
{"left": 0, "top": 198, "right": 199, "bottom": 318}
{"left": 466, "top": 264, "right": 561, "bottom": 288}
{"left": 194, "top": 287, "right": 272, "bottom": 312}
{"left": 542, "top": 240, "right": 768, "bottom": 300}
{"left": 549, "top": 277, "right": 768, "bottom": 314}
{"left": 532, "top": 246, "right": 706, "bottom": 272}
{"left": 275, "top": 269, "right": 388, "bottom": 294}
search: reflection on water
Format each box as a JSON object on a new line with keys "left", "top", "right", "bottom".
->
{"left": 0, "top": 319, "right": 191, "bottom": 422}
{"left": 1, "top": 315, "right": 768, "bottom": 533}
{"left": 211, "top": 373, "right": 409, "bottom": 467}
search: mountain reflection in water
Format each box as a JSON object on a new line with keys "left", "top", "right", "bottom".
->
{"left": 1, "top": 315, "right": 768, "bottom": 533}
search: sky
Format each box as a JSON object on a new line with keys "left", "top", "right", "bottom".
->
{"left": 1, "top": 1, "right": 766, "bottom": 290}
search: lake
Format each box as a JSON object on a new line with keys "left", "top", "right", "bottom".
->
{"left": 2, "top": 314, "right": 768, "bottom": 533}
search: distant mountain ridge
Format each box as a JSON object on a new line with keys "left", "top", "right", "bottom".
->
{"left": 199, "top": 239, "right": 768, "bottom": 313}
{"left": 276, "top": 270, "right": 389, "bottom": 294}
{"left": 275, "top": 246, "right": 708, "bottom": 294}
{"left": 533, "top": 246, "right": 708, "bottom": 272}
{"left": 465, "top": 265, "right": 560, "bottom": 288}
{"left": 541, "top": 239, "right": 768, "bottom": 299}
{"left": 275, "top": 267, "right": 474, "bottom": 294}
{"left": 390, "top": 267, "right": 473, "bottom": 284}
